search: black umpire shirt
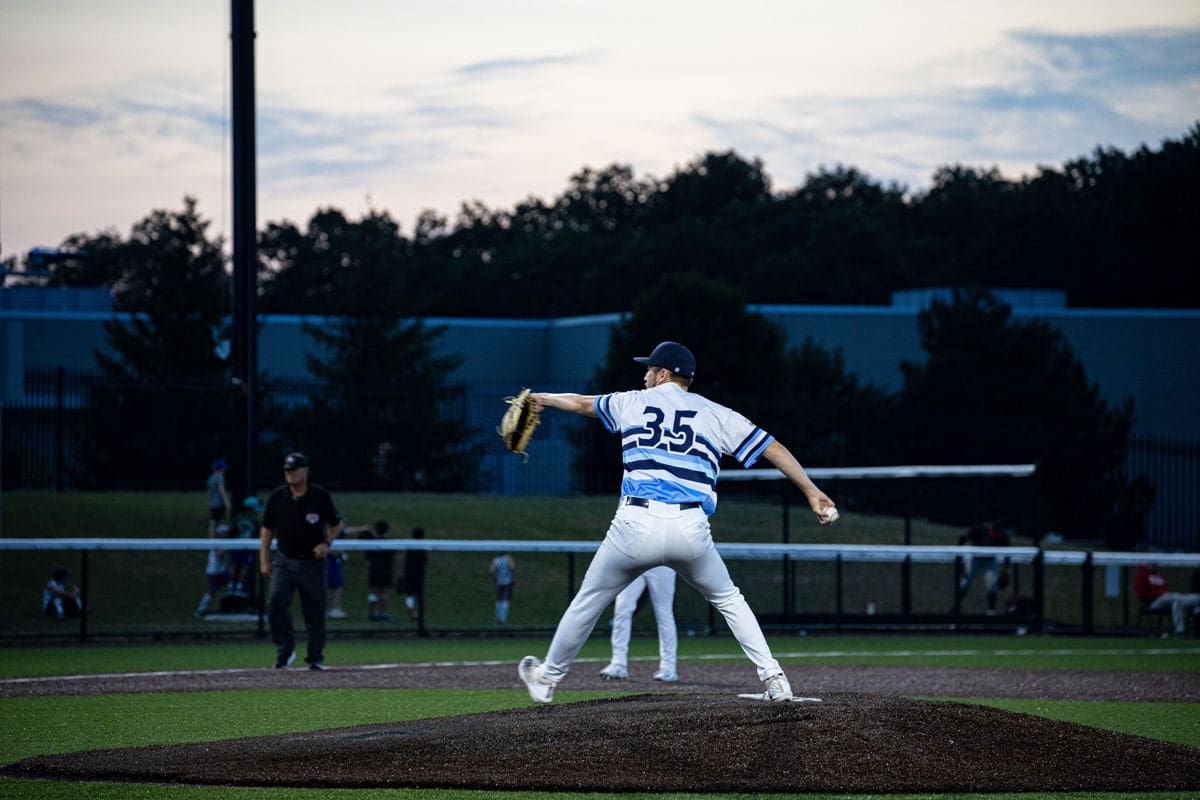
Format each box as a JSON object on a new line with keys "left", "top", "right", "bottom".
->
{"left": 262, "top": 484, "right": 342, "bottom": 560}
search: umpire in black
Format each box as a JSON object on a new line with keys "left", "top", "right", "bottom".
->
{"left": 260, "top": 452, "right": 343, "bottom": 669}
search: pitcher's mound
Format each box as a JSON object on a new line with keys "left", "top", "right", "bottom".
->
{"left": 5, "top": 693, "right": 1200, "bottom": 793}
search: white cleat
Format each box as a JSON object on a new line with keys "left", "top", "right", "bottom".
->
{"left": 519, "top": 655, "right": 556, "bottom": 704}
{"left": 652, "top": 669, "right": 678, "bottom": 683}
{"left": 598, "top": 663, "right": 629, "bottom": 681}
{"left": 738, "top": 672, "right": 821, "bottom": 703}
{"left": 765, "top": 672, "right": 794, "bottom": 702}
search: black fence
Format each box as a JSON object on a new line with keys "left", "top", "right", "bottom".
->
{"left": 3, "top": 368, "right": 89, "bottom": 491}
{"left": 0, "top": 370, "right": 584, "bottom": 494}
{"left": 1128, "top": 435, "right": 1200, "bottom": 550}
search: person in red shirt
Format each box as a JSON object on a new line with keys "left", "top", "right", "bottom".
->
{"left": 1134, "top": 563, "right": 1199, "bottom": 636}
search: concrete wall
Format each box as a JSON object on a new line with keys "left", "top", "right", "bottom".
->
{"left": 2, "top": 288, "right": 1198, "bottom": 438}
{"left": 755, "top": 304, "right": 1200, "bottom": 439}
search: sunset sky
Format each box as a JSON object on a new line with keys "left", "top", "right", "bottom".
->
{"left": 2, "top": 0, "right": 1197, "bottom": 262}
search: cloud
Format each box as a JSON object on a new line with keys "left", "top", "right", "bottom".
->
{"left": 454, "top": 52, "right": 597, "bottom": 79}
{"left": 0, "top": 97, "right": 108, "bottom": 131}
{"left": 1011, "top": 27, "right": 1200, "bottom": 88}
{"left": 692, "top": 27, "right": 1200, "bottom": 191}
{"left": 408, "top": 102, "right": 511, "bottom": 129}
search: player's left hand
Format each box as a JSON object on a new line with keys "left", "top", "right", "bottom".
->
{"left": 313, "top": 542, "right": 330, "bottom": 559}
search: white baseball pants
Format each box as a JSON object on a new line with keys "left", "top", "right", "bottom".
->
{"left": 540, "top": 500, "right": 782, "bottom": 683}
{"left": 1149, "top": 592, "right": 1200, "bottom": 635}
{"left": 608, "top": 565, "right": 677, "bottom": 674}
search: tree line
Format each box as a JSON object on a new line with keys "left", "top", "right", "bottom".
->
{"left": 40, "top": 122, "right": 1200, "bottom": 316}
{"left": 27, "top": 124, "right": 1192, "bottom": 546}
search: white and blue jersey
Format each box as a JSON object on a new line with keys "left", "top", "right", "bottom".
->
{"left": 593, "top": 382, "right": 773, "bottom": 515}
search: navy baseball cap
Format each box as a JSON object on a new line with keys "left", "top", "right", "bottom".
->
{"left": 283, "top": 452, "right": 309, "bottom": 470}
{"left": 211, "top": 459, "right": 228, "bottom": 471}
{"left": 633, "top": 341, "right": 696, "bottom": 379}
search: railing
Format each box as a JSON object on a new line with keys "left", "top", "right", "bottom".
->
{"left": 3, "top": 537, "right": 1197, "bottom": 642}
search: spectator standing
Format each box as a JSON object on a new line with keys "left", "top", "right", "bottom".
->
{"left": 599, "top": 565, "right": 679, "bottom": 682}
{"left": 349, "top": 520, "right": 394, "bottom": 621}
{"left": 955, "top": 521, "right": 1012, "bottom": 615}
{"left": 206, "top": 459, "right": 231, "bottom": 535}
{"left": 490, "top": 552, "right": 516, "bottom": 624}
{"left": 195, "top": 522, "right": 231, "bottom": 617}
{"left": 260, "top": 452, "right": 343, "bottom": 670}
{"left": 326, "top": 528, "right": 348, "bottom": 619}
{"left": 1135, "top": 563, "right": 1200, "bottom": 637}
{"left": 43, "top": 566, "right": 84, "bottom": 620}
{"left": 228, "top": 497, "right": 262, "bottom": 598}
{"left": 400, "top": 528, "right": 428, "bottom": 625}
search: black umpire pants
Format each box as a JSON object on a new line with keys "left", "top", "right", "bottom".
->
{"left": 267, "top": 555, "right": 327, "bottom": 664}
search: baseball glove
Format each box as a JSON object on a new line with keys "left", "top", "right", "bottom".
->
{"left": 498, "top": 388, "right": 541, "bottom": 461}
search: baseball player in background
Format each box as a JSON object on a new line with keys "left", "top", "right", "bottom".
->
{"left": 599, "top": 565, "right": 678, "bottom": 682}
{"left": 519, "top": 341, "right": 839, "bottom": 704}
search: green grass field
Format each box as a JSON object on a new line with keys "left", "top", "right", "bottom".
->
{"left": 1, "top": 635, "right": 1198, "bottom": 800}
{"left": 3, "top": 493, "right": 1199, "bottom": 798}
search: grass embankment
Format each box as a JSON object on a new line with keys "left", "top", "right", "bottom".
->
{"left": 0, "top": 490, "right": 1180, "bottom": 635}
{"left": 1, "top": 491, "right": 965, "bottom": 635}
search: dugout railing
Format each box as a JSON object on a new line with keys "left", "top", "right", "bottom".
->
{"left": 721, "top": 464, "right": 1044, "bottom": 626}
{"left": 2, "top": 537, "right": 1198, "bottom": 642}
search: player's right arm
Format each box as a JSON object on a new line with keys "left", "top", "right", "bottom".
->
{"left": 531, "top": 392, "right": 598, "bottom": 416}
{"left": 761, "top": 440, "right": 837, "bottom": 523}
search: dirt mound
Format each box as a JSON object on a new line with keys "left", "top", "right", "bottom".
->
{"left": 6, "top": 693, "right": 1200, "bottom": 793}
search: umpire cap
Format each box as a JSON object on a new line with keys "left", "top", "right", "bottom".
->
{"left": 283, "top": 452, "right": 309, "bottom": 470}
{"left": 634, "top": 341, "right": 696, "bottom": 379}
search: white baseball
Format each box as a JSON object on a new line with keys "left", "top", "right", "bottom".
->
{"left": 820, "top": 506, "right": 839, "bottom": 524}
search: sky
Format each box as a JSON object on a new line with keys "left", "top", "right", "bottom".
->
{"left": 1, "top": 0, "right": 1198, "bottom": 263}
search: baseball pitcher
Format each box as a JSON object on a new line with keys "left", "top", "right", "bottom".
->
{"left": 519, "top": 341, "right": 838, "bottom": 704}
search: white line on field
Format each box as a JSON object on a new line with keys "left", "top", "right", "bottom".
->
{"left": 767, "top": 648, "right": 1200, "bottom": 659}
{"left": 1, "top": 647, "right": 1196, "bottom": 686}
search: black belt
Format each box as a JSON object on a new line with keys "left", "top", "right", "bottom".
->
{"left": 622, "top": 496, "right": 701, "bottom": 511}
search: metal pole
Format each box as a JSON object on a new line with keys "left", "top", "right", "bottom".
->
{"left": 256, "top": 571, "right": 266, "bottom": 638}
{"left": 55, "top": 367, "right": 65, "bottom": 492}
{"left": 781, "top": 493, "right": 790, "bottom": 619}
{"left": 231, "top": 0, "right": 258, "bottom": 504}
{"left": 1033, "top": 549, "right": 1045, "bottom": 633}
{"left": 79, "top": 549, "right": 89, "bottom": 642}
{"left": 903, "top": 493, "right": 913, "bottom": 615}
{"left": 417, "top": 576, "right": 428, "bottom": 638}
{"left": 1121, "top": 565, "right": 1129, "bottom": 628}
{"left": 952, "top": 555, "right": 963, "bottom": 616}
{"left": 835, "top": 554, "right": 843, "bottom": 632}
{"left": 567, "top": 553, "right": 575, "bottom": 604}
{"left": 1082, "top": 550, "right": 1094, "bottom": 635}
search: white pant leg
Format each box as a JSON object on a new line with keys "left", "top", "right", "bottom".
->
{"left": 664, "top": 511, "right": 781, "bottom": 682}
{"left": 643, "top": 566, "right": 678, "bottom": 673}
{"left": 1167, "top": 592, "right": 1200, "bottom": 634}
{"left": 609, "top": 573, "right": 647, "bottom": 668}
{"left": 982, "top": 561, "right": 999, "bottom": 593}
{"left": 542, "top": 509, "right": 658, "bottom": 682}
